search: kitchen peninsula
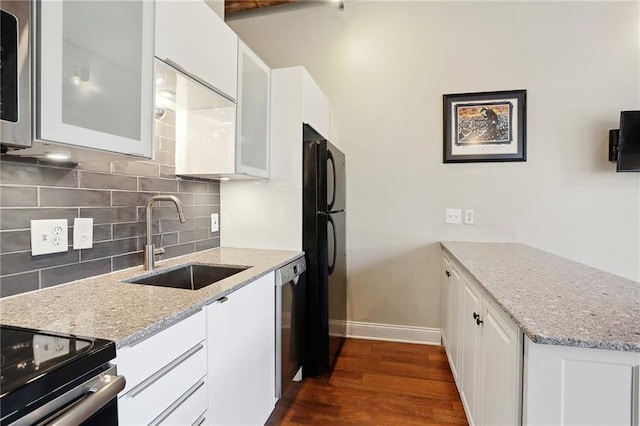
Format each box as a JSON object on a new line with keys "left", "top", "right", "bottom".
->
{"left": 440, "top": 241, "right": 640, "bottom": 426}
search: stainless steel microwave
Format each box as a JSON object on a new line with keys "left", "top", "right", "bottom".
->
{"left": 1, "top": 0, "right": 32, "bottom": 150}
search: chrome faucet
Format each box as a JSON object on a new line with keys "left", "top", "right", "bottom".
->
{"left": 144, "top": 195, "right": 186, "bottom": 270}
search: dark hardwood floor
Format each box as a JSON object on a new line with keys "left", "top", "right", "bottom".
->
{"left": 267, "top": 339, "right": 468, "bottom": 425}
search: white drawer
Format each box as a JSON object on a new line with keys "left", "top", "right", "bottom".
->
{"left": 116, "top": 310, "right": 205, "bottom": 392}
{"left": 118, "top": 341, "right": 207, "bottom": 426}
{"left": 158, "top": 381, "right": 207, "bottom": 426}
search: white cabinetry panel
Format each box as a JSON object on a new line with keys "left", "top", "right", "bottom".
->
{"left": 441, "top": 257, "right": 451, "bottom": 347}
{"left": 302, "top": 72, "right": 330, "bottom": 139}
{"left": 118, "top": 345, "right": 206, "bottom": 425}
{"left": 460, "top": 277, "right": 482, "bottom": 425}
{"left": 116, "top": 310, "right": 206, "bottom": 393}
{"left": 116, "top": 310, "right": 207, "bottom": 426}
{"left": 155, "top": 0, "right": 237, "bottom": 100}
{"left": 221, "top": 67, "right": 330, "bottom": 250}
{"left": 207, "top": 272, "right": 276, "bottom": 425}
{"left": 441, "top": 254, "right": 522, "bottom": 426}
{"left": 479, "top": 297, "right": 522, "bottom": 426}
{"left": 26, "top": 0, "right": 154, "bottom": 161}
{"left": 236, "top": 40, "right": 271, "bottom": 178}
{"left": 524, "top": 338, "right": 640, "bottom": 426}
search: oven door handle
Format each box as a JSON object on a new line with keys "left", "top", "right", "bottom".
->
{"left": 48, "top": 374, "right": 126, "bottom": 426}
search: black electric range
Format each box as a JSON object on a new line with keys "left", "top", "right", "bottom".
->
{"left": 0, "top": 325, "right": 118, "bottom": 425}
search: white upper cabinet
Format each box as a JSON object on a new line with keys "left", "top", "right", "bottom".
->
{"left": 302, "top": 71, "right": 330, "bottom": 139}
{"left": 27, "top": 0, "right": 154, "bottom": 161}
{"left": 155, "top": 0, "right": 238, "bottom": 101}
{"left": 172, "top": 39, "right": 270, "bottom": 180}
{"left": 236, "top": 40, "right": 270, "bottom": 178}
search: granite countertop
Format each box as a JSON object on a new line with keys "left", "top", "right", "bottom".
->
{"left": 441, "top": 242, "right": 640, "bottom": 352}
{"left": 0, "top": 247, "right": 303, "bottom": 348}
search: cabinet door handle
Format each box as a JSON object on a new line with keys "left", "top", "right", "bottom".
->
{"left": 476, "top": 317, "right": 484, "bottom": 326}
{"left": 473, "top": 312, "right": 480, "bottom": 320}
{"left": 445, "top": 270, "right": 451, "bottom": 277}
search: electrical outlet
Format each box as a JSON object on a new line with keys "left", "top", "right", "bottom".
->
{"left": 211, "top": 213, "right": 219, "bottom": 232}
{"left": 445, "top": 208, "right": 462, "bottom": 224}
{"left": 464, "top": 209, "right": 475, "bottom": 225}
{"left": 73, "top": 218, "right": 93, "bottom": 249}
{"left": 31, "top": 219, "right": 69, "bottom": 256}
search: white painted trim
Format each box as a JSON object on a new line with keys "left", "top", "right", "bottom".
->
{"left": 346, "top": 321, "right": 442, "bottom": 346}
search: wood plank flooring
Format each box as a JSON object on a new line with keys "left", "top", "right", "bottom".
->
{"left": 267, "top": 339, "right": 468, "bottom": 425}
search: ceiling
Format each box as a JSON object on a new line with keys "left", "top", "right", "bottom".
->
{"left": 224, "top": 0, "right": 300, "bottom": 16}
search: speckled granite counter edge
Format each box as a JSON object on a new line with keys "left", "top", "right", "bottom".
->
{"left": 114, "top": 256, "right": 302, "bottom": 349}
{"left": 440, "top": 243, "right": 640, "bottom": 353}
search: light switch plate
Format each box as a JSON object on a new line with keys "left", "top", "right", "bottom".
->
{"left": 73, "top": 218, "right": 93, "bottom": 249}
{"left": 445, "top": 208, "right": 462, "bottom": 224}
{"left": 211, "top": 213, "right": 219, "bottom": 232}
{"left": 31, "top": 219, "right": 69, "bottom": 256}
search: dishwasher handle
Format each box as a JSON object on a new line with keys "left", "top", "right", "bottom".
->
{"left": 48, "top": 374, "right": 126, "bottom": 426}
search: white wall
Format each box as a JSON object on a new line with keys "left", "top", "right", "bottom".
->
{"left": 229, "top": 1, "right": 640, "bottom": 328}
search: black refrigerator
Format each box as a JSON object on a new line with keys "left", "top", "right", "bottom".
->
{"left": 302, "top": 124, "right": 347, "bottom": 377}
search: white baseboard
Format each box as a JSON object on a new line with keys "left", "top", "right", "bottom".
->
{"left": 346, "top": 321, "right": 442, "bottom": 346}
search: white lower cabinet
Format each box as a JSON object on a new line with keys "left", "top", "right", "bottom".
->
{"left": 207, "top": 272, "right": 276, "bottom": 425}
{"left": 478, "top": 296, "right": 522, "bottom": 426}
{"left": 442, "top": 255, "right": 522, "bottom": 426}
{"left": 460, "top": 276, "right": 483, "bottom": 424}
{"left": 115, "top": 272, "right": 278, "bottom": 426}
{"left": 523, "top": 339, "right": 640, "bottom": 426}
{"left": 116, "top": 310, "right": 208, "bottom": 425}
{"left": 442, "top": 256, "right": 462, "bottom": 384}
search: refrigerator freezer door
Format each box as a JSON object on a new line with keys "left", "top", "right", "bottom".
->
{"left": 327, "top": 211, "right": 347, "bottom": 369}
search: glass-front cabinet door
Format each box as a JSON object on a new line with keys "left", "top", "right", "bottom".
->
{"left": 36, "top": 0, "right": 154, "bottom": 158}
{"left": 236, "top": 40, "right": 270, "bottom": 178}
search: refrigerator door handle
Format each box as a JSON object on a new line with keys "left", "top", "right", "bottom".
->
{"left": 327, "top": 150, "right": 337, "bottom": 211}
{"left": 328, "top": 215, "right": 337, "bottom": 275}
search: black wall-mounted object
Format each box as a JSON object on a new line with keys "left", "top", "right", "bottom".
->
{"left": 609, "top": 111, "right": 640, "bottom": 172}
{"left": 609, "top": 129, "right": 619, "bottom": 162}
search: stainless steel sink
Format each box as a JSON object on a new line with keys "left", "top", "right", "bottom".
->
{"left": 125, "top": 263, "right": 249, "bottom": 290}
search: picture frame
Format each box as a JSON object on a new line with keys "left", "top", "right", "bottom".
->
{"left": 443, "top": 89, "right": 527, "bottom": 163}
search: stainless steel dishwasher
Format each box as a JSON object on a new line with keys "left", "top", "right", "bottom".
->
{"left": 275, "top": 257, "right": 306, "bottom": 398}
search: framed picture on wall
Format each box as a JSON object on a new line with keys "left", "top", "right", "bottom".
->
{"left": 443, "top": 89, "right": 527, "bottom": 163}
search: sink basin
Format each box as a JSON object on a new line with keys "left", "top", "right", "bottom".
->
{"left": 125, "top": 264, "right": 249, "bottom": 290}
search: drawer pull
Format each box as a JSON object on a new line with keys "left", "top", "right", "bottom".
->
{"left": 192, "top": 412, "right": 207, "bottom": 426}
{"left": 148, "top": 380, "right": 205, "bottom": 426}
{"left": 127, "top": 343, "right": 204, "bottom": 398}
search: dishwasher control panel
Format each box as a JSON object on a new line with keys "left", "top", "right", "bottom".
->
{"left": 276, "top": 257, "right": 306, "bottom": 287}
